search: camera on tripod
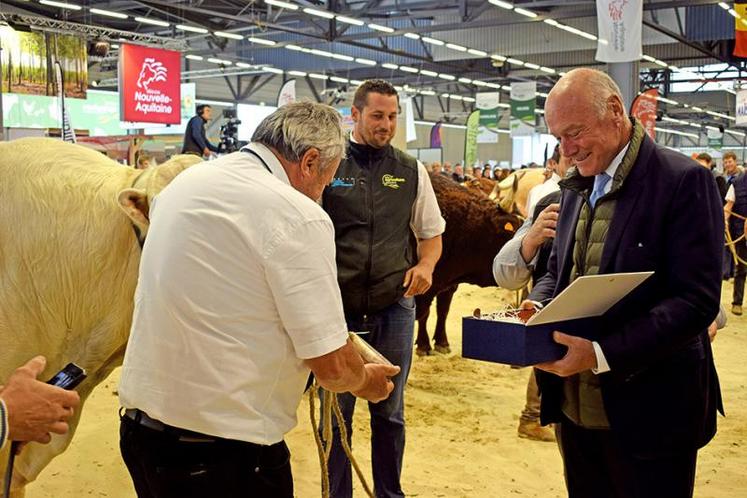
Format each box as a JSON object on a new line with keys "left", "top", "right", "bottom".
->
{"left": 219, "top": 108, "right": 243, "bottom": 153}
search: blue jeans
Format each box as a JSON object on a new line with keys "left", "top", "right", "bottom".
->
{"left": 322, "top": 296, "right": 415, "bottom": 498}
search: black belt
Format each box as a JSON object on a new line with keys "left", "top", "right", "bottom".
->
{"left": 122, "top": 408, "right": 218, "bottom": 443}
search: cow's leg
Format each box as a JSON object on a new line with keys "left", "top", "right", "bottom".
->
{"left": 433, "top": 285, "right": 458, "bottom": 354}
{"left": 415, "top": 294, "right": 435, "bottom": 356}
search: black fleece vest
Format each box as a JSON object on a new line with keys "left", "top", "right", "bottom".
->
{"left": 322, "top": 140, "right": 419, "bottom": 317}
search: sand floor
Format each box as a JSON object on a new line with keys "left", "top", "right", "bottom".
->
{"left": 25, "top": 283, "right": 747, "bottom": 498}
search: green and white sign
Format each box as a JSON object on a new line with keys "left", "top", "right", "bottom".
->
{"left": 510, "top": 81, "right": 536, "bottom": 137}
{"left": 2, "top": 83, "right": 196, "bottom": 136}
{"left": 476, "top": 92, "right": 500, "bottom": 144}
{"left": 464, "top": 110, "right": 480, "bottom": 168}
{"left": 707, "top": 128, "right": 723, "bottom": 150}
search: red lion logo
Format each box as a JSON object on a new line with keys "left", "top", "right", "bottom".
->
{"left": 137, "top": 58, "right": 168, "bottom": 91}
{"left": 608, "top": 0, "right": 629, "bottom": 22}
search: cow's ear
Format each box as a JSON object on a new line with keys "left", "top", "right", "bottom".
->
{"left": 117, "top": 188, "right": 150, "bottom": 227}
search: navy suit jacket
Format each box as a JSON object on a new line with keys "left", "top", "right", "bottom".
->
{"left": 530, "top": 133, "right": 724, "bottom": 457}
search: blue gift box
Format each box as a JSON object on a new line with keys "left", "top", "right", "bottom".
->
{"left": 462, "top": 316, "right": 598, "bottom": 366}
{"left": 461, "top": 272, "right": 655, "bottom": 367}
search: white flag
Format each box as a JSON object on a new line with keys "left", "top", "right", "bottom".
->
{"left": 595, "top": 0, "right": 643, "bottom": 63}
{"left": 403, "top": 97, "right": 417, "bottom": 143}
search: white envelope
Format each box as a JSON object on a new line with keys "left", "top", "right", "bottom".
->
{"left": 526, "top": 271, "right": 655, "bottom": 326}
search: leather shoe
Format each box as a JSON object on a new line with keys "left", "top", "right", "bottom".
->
{"left": 518, "top": 420, "right": 555, "bottom": 442}
{"left": 732, "top": 304, "right": 743, "bottom": 316}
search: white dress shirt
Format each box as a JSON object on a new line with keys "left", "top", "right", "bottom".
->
{"left": 119, "top": 143, "right": 349, "bottom": 445}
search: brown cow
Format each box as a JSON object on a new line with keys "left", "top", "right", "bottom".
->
{"left": 415, "top": 174, "right": 521, "bottom": 355}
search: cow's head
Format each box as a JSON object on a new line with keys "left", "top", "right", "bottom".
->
{"left": 117, "top": 154, "right": 202, "bottom": 238}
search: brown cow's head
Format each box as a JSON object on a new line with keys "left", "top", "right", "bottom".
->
{"left": 117, "top": 154, "right": 202, "bottom": 237}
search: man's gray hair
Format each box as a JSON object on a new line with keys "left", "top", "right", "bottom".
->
{"left": 586, "top": 69, "right": 626, "bottom": 119}
{"left": 251, "top": 101, "right": 346, "bottom": 170}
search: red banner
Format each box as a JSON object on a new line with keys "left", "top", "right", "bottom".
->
{"left": 119, "top": 44, "right": 181, "bottom": 124}
{"left": 630, "top": 88, "right": 658, "bottom": 140}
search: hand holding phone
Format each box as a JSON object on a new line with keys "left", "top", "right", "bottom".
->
{"left": 46, "top": 362, "right": 87, "bottom": 390}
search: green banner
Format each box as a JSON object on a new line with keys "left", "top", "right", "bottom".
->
{"left": 707, "top": 128, "right": 723, "bottom": 150}
{"left": 510, "top": 81, "right": 536, "bottom": 137}
{"left": 2, "top": 84, "right": 196, "bottom": 136}
{"left": 465, "top": 110, "right": 480, "bottom": 168}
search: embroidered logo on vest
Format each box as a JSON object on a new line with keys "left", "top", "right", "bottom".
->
{"left": 329, "top": 177, "right": 355, "bottom": 188}
{"left": 382, "top": 174, "right": 406, "bottom": 189}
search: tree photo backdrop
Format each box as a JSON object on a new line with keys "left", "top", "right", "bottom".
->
{"left": 0, "top": 26, "right": 87, "bottom": 99}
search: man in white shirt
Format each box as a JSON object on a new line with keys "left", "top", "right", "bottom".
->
{"left": 118, "top": 102, "right": 399, "bottom": 498}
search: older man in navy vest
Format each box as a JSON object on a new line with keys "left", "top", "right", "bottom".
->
{"left": 523, "top": 68, "right": 723, "bottom": 498}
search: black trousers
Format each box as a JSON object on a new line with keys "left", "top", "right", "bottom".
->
{"left": 733, "top": 240, "right": 747, "bottom": 305}
{"left": 557, "top": 417, "right": 697, "bottom": 498}
{"left": 120, "top": 414, "right": 293, "bottom": 498}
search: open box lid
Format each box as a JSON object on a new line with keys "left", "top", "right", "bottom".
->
{"left": 526, "top": 271, "right": 654, "bottom": 326}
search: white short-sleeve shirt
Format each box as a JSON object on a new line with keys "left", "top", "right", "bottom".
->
{"left": 119, "top": 143, "right": 349, "bottom": 445}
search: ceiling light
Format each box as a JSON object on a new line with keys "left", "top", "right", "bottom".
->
{"left": 207, "top": 58, "right": 232, "bottom": 65}
{"left": 330, "top": 76, "right": 350, "bottom": 83}
{"left": 641, "top": 54, "right": 657, "bottom": 63}
{"left": 265, "top": 0, "right": 298, "bottom": 10}
{"left": 692, "top": 106, "right": 704, "bottom": 112}
{"left": 90, "top": 8, "right": 127, "bottom": 19}
{"left": 355, "top": 58, "right": 377, "bottom": 66}
{"left": 491, "top": 54, "right": 507, "bottom": 61}
{"left": 727, "top": 129, "right": 746, "bottom": 137}
{"left": 534, "top": 108, "right": 544, "bottom": 114}
{"left": 185, "top": 54, "right": 203, "bottom": 61}
{"left": 439, "top": 73, "right": 456, "bottom": 80}
{"left": 288, "top": 70, "right": 307, "bottom": 77}
{"left": 688, "top": 122, "right": 702, "bottom": 128}
{"left": 399, "top": 66, "right": 419, "bottom": 73}
{"left": 420, "top": 90, "right": 436, "bottom": 96}
{"left": 350, "top": 79, "right": 364, "bottom": 85}
{"left": 248, "top": 37, "right": 276, "bottom": 46}
{"left": 177, "top": 24, "right": 208, "bottom": 34}
{"left": 719, "top": 2, "right": 731, "bottom": 10}
{"left": 39, "top": 0, "right": 82, "bottom": 10}
{"left": 310, "top": 49, "right": 333, "bottom": 57}
{"left": 543, "top": 19, "right": 559, "bottom": 26}
{"left": 657, "top": 96, "right": 678, "bottom": 105}
{"left": 382, "top": 63, "right": 399, "bottom": 70}
{"left": 449, "top": 95, "right": 464, "bottom": 101}
{"left": 422, "top": 37, "right": 445, "bottom": 46}
{"left": 110, "top": 44, "right": 120, "bottom": 49}
{"left": 489, "top": 0, "right": 514, "bottom": 10}
{"left": 729, "top": 8, "right": 738, "bottom": 18}
{"left": 540, "top": 66, "right": 556, "bottom": 74}
{"left": 304, "top": 8, "right": 335, "bottom": 19}
{"left": 135, "top": 17, "right": 170, "bottom": 27}
{"left": 524, "top": 62, "right": 540, "bottom": 70}
{"left": 214, "top": 31, "right": 244, "bottom": 40}
{"left": 262, "top": 67, "right": 284, "bottom": 74}
{"left": 369, "top": 23, "right": 394, "bottom": 33}
{"left": 441, "top": 93, "right": 450, "bottom": 99}
{"left": 468, "top": 48, "right": 488, "bottom": 57}
{"left": 654, "top": 59, "right": 668, "bottom": 67}
{"left": 654, "top": 127, "right": 699, "bottom": 139}
{"left": 506, "top": 57, "right": 524, "bottom": 65}
{"left": 472, "top": 80, "right": 488, "bottom": 86}
{"left": 285, "top": 44, "right": 303, "bottom": 51}
{"left": 459, "top": 77, "right": 473, "bottom": 84}
{"left": 445, "top": 43, "right": 467, "bottom": 52}
{"left": 420, "top": 69, "right": 439, "bottom": 77}
{"left": 514, "top": 7, "right": 538, "bottom": 18}
{"left": 463, "top": 96, "right": 476, "bottom": 103}
{"left": 235, "top": 62, "right": 253, "bottom": 68}
{"left": 309, "top": 73, "right": 329, "bottom": 80}
{"left": 662, "top": 116, "right": 688, "bottom": 125}
{"left": 484, "top": 82, "right": 502, "bottom": 89}
{"left": 336, "top": 15, "right": 364, "bottom": 26}
{"left": 404, "top": 32, "right": 421, "bottom": 39}
{"left": 332, "top": 53, "right": 354, "bottom": 61}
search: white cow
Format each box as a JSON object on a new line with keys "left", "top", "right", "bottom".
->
{"left": 0, "top": 138, "right": 201, "bottom": 495}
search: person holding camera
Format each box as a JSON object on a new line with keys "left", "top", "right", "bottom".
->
{"left": 0, "top": 356, "right": 80, "bottom": 449}
{"left": 182, "top": 104, "right": 220, "bottom": 157}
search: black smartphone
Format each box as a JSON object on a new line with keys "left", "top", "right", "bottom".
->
{"left": 46, "top": 362, "right": 87, "bottom": 390}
